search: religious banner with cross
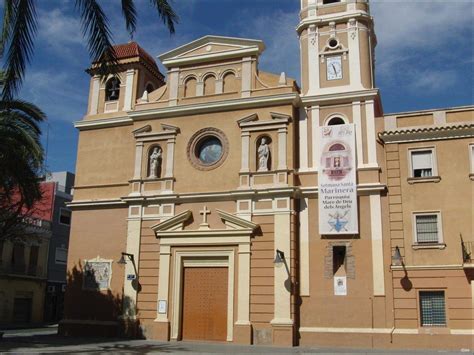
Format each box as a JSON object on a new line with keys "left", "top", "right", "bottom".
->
{"left": 318, "top": 124, "right": 358, "bottom": 235}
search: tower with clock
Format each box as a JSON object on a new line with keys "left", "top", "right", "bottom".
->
{"left": 296, "top": 0, "right": 383, "bottom": 170}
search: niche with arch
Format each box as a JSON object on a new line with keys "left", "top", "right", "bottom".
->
{"left": 145, "top": 83, "right": 155, "bottom": 93}
{"left": 147, "top": 145, "right": 163, "bottom": 179}
{"left": 256, "top": 135, "right": 272, "bottom": 172}
{"left": 326, "top": 116, "right": 347, "bottom": 126}
{"left": 105, "top": 77, "right": 120, "bottom": 101}
{"left": 203, "top": 74, "right": 216, "bottom": 96}
{"left": 222, "top": 72, "right": 238, "bottom": 93}
{"left": 184, "top": 77, "right": 197, "bottom": 97}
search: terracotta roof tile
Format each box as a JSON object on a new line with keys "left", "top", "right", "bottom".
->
{"left": 111, "top": 41, "right": 158, "bottom": 69}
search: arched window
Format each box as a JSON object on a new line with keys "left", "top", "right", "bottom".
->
{"left": 203, "top": 74, "right": 216, "bottom": 96}
{"left": 184, "top": 77, "right": 197, "bottom": 97}
{"left": 146, "top": 83, "right": 155, "bottom": 93}
{"left": 105, "top": 77, "right": 120, "bottom": 101}
{"left": 327, "top": 116, "right": 346, "bottom": 126}
{"left": 223, "top": 72, "right": 237, "bottom": 93}
{"left": 256, "top": 135, "right": 272, "bottom": 172}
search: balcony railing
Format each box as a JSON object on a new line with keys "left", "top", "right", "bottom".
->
{"left": 461, "top": 240, "right": 473, "bottom": 264}
{"left": 0, "top": 264, "right": 46, "bottom": 278}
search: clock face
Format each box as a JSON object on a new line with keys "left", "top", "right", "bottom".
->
{"left": 326, "top": 56, "right": 342, "bottom": 81}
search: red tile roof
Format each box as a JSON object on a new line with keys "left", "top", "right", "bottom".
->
{"left": 111, "top": 41, "right": 158, "bottom": 69}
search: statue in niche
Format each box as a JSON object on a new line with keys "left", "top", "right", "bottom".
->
{"left": 148, "top": 147, "right": 162, "bottom": 178}
{"left": 257, "top": 137, "right": 270, "bottom": 172}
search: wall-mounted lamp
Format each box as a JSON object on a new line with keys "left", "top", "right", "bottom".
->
{"left": 274, "top": 249, "right": 285, "bottom": 265}
{"left": 117, "top": 252, "right": 135, "bottom": 265}
{"left": 391, "top": 246, "right": 403, "bottom": 266}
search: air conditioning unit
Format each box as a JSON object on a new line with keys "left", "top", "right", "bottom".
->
{"left": 61, "top": 284, "right": 66, "bottom": 292}
{"left": 47, "top": 285, "right": 56, "bottom": 293}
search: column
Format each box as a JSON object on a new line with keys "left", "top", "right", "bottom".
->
{"left": 235, "top": 242, "right": 252, "bottom": 343}
{"left": 277, "top": 128, "right": 287, "bottom": 170}
{"left": 365, "top": 99, "right": 377, "bottom": 166}
{"left": 272, "top": 212, "right": 293, "bottom": 346}
{"left": 299, "top": 198, "right": 310, "bottom": 296}
{"left": 168, "top": 68, "right": 179, "bottom": 106}
{"left": 123, "top": 218, "right": 141, "bottom": 318}
{"left": 307, "top": 25, "right": 320, "bottom": 94}
{"left": 133, "top": 142, "right": 144, "bottom": 179}
{"left": 241, "top": 57, "right": 252, "bottom": 98}
{"left": 154, "top": 244, "right": 171, "bottom": 339}
{"left": 123, "top": 69, "right": 135, "bottom": 111}
{"left": 196, "top": 81, "right": 204, "bottom": 96}
{"left": 311, "top": 105, "right": 320, "bottom": 170}
{"left": 165, "top": 138, "right": 175, "bottom": 178}
{"left": 370, "top": 194, "right": 385, "bottom": 296}
{"left": 215, "top": 78, "right": 223, "bottom": 94}
{"left": 241, "top": 132, "right": 250, "bottom": 172}
{"left": 89, "top": 75, "right": 100, "bottom": 115}
{"left": 352, "top": 101, "right": 364, "bottom": 168}
{"left": 298, "top": 107, "right": 309, "bottom": 171}
{"left": 348, "top": 18, "right": 362, "bottom": 89}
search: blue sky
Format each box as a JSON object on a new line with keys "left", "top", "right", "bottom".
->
{"left": 13, "top": 0, "right": 474, "bottom": 173}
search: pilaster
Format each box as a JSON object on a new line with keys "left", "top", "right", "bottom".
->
{"left": 123, "top": 69, "right": 135, "bottom": 111}
{"left": 89, "top": 75, "right": 100, "bottom": 115}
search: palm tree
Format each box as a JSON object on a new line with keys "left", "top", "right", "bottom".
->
{"left": 0, "top": 0, "right": 178, "bottom": 209}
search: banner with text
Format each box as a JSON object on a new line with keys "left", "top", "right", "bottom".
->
{"left": 318, "top": 123, "right": 358, "bottom": 235}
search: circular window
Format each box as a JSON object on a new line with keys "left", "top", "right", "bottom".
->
{"left": 187, "top": 128, "right": 229, "bottom": 170}
{"left": 197, "top": 137, "right": 222, "bottom": 165}
{"left": 328, "top": 38, "right": 339, "bottom": 49}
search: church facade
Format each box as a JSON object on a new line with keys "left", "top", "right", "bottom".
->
{"left": 61, "top": 0, "right": 474, "bottom": 350}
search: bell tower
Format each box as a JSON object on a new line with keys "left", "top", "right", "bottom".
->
{"left": 297, "top": 0, "right": 382, "bottom": 172}
{"left": 298, "top": 0, "right": 377, "bottom": 96}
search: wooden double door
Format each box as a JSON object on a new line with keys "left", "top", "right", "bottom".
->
{"left": 181, "top": 267, "right": 228, "bottom": 341}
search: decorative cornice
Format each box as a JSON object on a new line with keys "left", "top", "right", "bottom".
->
{"left": 379, "top": 122, "right": 474, "bottom": 144}
{"left": 74, "top": 116, "right": 132, "bottom": 131}
{"left": 216, "top": 209, "right": 258, "bottom": 231}
{"left": 129, "top": 93, "right": 299, "bottom": 120}
{"left": 301, "top": 89, "right": 379, "bottom": 105}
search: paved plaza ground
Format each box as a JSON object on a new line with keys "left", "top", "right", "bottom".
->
{"left": 0, "top": 326, "right": 471, "bottom": 354}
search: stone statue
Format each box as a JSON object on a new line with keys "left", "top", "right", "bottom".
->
{"left": 257, "top": 137, "right": 270, "bottom": 171}
{"left": 148, "top": 147, "right": 162, "bottom": 178}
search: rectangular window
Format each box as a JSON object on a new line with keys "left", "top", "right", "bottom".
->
{"left": 55, "top": 248, "right": 68, "bottom": 265}
{"left": 414, "top": 213, "right": 441, "bottom": 244}
{"left": 410, "top": 149, "right": 434, "bottom": 177}
{"left": 0, "top": 240, "right": 3, "bottom": 263}
{"left": 419, "top": 291, "right": 446, "bottom": 327}
{"left": 28, "top": 245, "right": 39, "bottom": 275}
{"left": 59, "top": 208, "right": 71, "bottom": 226}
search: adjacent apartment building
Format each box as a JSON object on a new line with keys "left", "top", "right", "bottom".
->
{"left": 61, "top": 0, "right": 473, "bottom": 350}
{"left": 0, "top": 172, "right": 74, "bottom": 325}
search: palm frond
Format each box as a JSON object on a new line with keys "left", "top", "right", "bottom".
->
{"left": 75, "top": 0, "right": 118, "bottom": 78}
{"left": 149, "top": 0, "right": 179, "bottom": 34}
{"left": 1, "top": 0, "right": 38, "bottom": 100}
{"left": 0, "top": 0, "right": 15, "bottom": 58}
{"left": 121, "top": 0, "right": 137, "bottom": 38}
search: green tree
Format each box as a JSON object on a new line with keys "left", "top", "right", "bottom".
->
{"left": 0, "top": 0, "right": 178, "bottom": 237}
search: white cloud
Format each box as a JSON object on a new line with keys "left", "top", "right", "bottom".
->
{"left": 236, "top": 9, "right": 300, "bottom": 80}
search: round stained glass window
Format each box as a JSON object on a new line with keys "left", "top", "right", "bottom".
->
{"left": 197, "top": 137, "right": 222, "bottom": 165}
{"left": 187, "top": 127, "right": 229, "bottom": 171}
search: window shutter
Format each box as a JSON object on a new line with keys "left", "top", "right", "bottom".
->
{"left": 412, "top": 151, "right": 432, "bottom": 170}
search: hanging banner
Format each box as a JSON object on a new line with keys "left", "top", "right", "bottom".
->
{"left": 318, "top": 124, "right": 358, "bottom": 235}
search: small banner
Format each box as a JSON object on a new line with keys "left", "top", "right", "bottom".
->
{"left": 318, "top": 124, "right": 358, "bottom": 235}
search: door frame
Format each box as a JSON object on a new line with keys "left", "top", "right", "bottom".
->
{"left": 172, "top": 250, "right": 234, "bottom": 341}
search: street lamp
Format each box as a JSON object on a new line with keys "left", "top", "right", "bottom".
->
{"left": 274, "top": 249, "right": 285, "bottom": 265}
{"left": 117, "top": 252, "right": 135, "bottom": 265}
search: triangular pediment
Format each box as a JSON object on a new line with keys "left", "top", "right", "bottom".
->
{"left": 151, "top": 209, "right": 259, "bottom": 238}
{"left": 159, "top": 35, "right": 265, "bottom": 68}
